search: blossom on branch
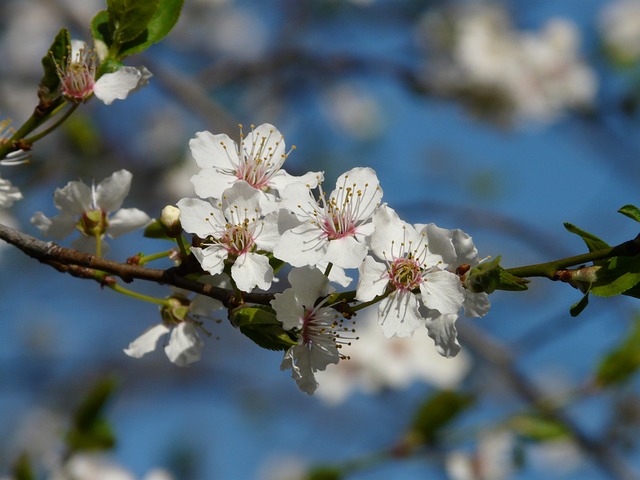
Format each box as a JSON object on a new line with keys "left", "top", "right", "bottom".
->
{"left": 30, "top": 169, "right": 150, "bottom": 255}
{"left": 125, "top": 279, "right": 226, "bottom": 367}
{"left": 273, "top": 167, "right": 382, "bottom": 283}
{"left": 56, "top": 40, "right": 152, "bottom": 105}
{"left": 0, "top": 174, "right": 22, "bottom": 208}
{"left": 189, "top": 123, "right": 320, "bottom": 210}
{"left": 177, "top": 181, "right": 280, "bottom": 292}
{"left": 356, "top": 205, "right": 465, "bottom": 355}
{"left": 271, "top": 267, "right": 355, "bottom": 395}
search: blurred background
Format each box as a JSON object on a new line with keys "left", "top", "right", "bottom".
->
{"left": 2, "top": 0, "right": 640, "bottom": 478}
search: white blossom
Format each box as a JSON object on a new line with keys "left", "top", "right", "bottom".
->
{"left": 189, "top": 123, "right": 320, "bottom": 210}
{"left": 274, "top": 167, "right": 382, "bottom": 279}
{"left": 56, "top": 40, "right": 151, "bottom": 105}
{"left": 177, "top": 181, "right": 280, "bottom": 292}
{"left": 31, "top": 169, "right": 150, "bottom": 255}
{"left": 356, "top": 205, "right": 464, "bottom": 355}
{"left": 0, "top": 173, "right": 22, "bottom": 208}
{"left": 600, "top": 0, "right": 640, "bottom": 64}
{"left": 272, "top": 267, "right": 353, "bottom": 395}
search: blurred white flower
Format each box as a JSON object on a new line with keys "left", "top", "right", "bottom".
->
{"left": 600, "top": 0, "right": 640, "bottom": 64}
{"left": 322, "top": 84, "right": 382, "bottom": 139}
{"left": 31, "top": 169, "right": 151, "bottom": 255}
{"left": 0, "top": 173, "right": 22, "bottom": 208}
{"left": 419, "top": 5, "right": 596, "bottom": 123}
{"left": 315, "top": 308, "right": 471, "bottom": 404}
{"left": 446, "top": 430, "right": 515, "bottom": 480}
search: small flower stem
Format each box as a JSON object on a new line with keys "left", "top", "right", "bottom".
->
{"left": 506, "top": 234, "right": 640, "bottom": 280}
{"left": 324, "top": 262, "right": 333, "bottom": 277}
{"left": 176, "top": 235, "right": 189, "bottom": 258}
{"left": 94, "top": 235, "right": 103, "bottom": 259}
{"left": 137, "top": 250, "right": 174, "bottom": 265}
{"left": 21, "top": 103, "right": 79, "bottom": 145}
{"left": 108, "top": 281, "right": 170, "bottom": 306}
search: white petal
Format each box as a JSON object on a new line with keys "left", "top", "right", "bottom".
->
{"left": 281, "top": 346, "right": 319, "bottom": 395}
{"left": 189, "top": 131, "right": 239, "bottom": 169}
{"left": 0, "top": 177, "right": 22, "bottom": 207}
{"left": 288, "top": 266, "right": 332, "bottom": 307}
{"left": 124, "top": 323, "right": 170, "bottom": 358}
{"left": 231, "top": 251, "right": 273, "bottom": 292}
{"left": 369, "top": 205, "right": 415, "bottom": 259}
{"left": 93, "top": 67, "right": 149, "bottom": 105}
{"left": 271, "top": 288, "right": 305, "bottom": 330}
{"left": 191, "top": 245, "right": 228, "bottom": 275}
{"left": 190, "top": 169, "right": 236, "bottom": 199}
{"left": 53, "top": 181, "right": 92, "bottom": 214}
{"left": 324, "top": 235, "right": 368, "bottom": 269}
{"left": 331, "top": 167, "right": 382, "bottom": 222}
{"left": 420, "top": 270, "right": 465, "bottom": 315}
{"left": 355, "top": 256, "right": 388, "bottom": 301}
{"left": 221, "top": 181, "right": 262, "bottom": 219}
{"left": 420, "top": 223, "right": 454, "bottom": 267}
{"left": 95, "top": 169, "right": 132, "bottom": 212}
{"left": 451, "top": 229, "right": 480, "bottom": 265}
{"left": 377, "top": 291, "right": 424, "bottom": 338}
{"left": 268, "top": 169, "right": 323, "bottom": 194}
{"left": 31, "top": 211, "right": 77, "bottom": 239}
{"left": 422, "top": 310, "right": 461, "bottom": 358}
{"left": 463, "top": 291, "right": 491, "bottom": 318}
{"left": 107, "top": 208, "right": 150, "bottom": 237}
{"left": 176, "top": 197, "right": 226, "bottom": 238}
{"left": 165, "top": 322, "right": 203, "bottom": 367}
{"left": 253, "top": 211, "right": 281, "bottom": 251}
{"left": 273, "top": 224, "right": 327, "bottom": 267}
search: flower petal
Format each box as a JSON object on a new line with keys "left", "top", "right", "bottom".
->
{"left": 356, "top": 256, "right": 388, "bottom": 301}
{"left": 165, "top": 322, "right": 203, "bottom": 367}
{"left": 189, "top": 131, "right": 239, "bottom": 170}
{"left": 31, "top": 211, "right": 77, "bottom": 239}
{"left": 231, "top": 251, "right": 273, "bottom": 292}
{"left": 176, "top": 197, "right": 226, "bottom": 238}
{"left": 420, "top": 270, "right": 465, "bottom": 315}
{"left": 107, "top": 208, "right": 150, "bottom": 237}
{"left": 422, "top": 310, "right": 461, "bottom": 358}
{"left": 53, "top": 180, "right": 92, "bottom": 214}
{"left": 93, "top": 66, "right": 150, "bottom": 105}
{"left": 95, "top": 169, "right": 132, "bottom": 212}
{"left": 377, "top": 291, "right": 424, "bottom": 338}
{"left": 324, "top": 234, "right": 368, "bottom": 268}
{"left": 273, "top": 223, "right": 327, "bottom": 267}
{"left": 124, "top": 323, "right": 170, "bottom": 358}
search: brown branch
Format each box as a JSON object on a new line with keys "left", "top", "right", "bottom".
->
{"left": 0, "top": 223, "right": 275, "bottom": 307}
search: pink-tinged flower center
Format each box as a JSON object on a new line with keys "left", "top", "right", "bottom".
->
{"left": 56, "top": 47, "right": 97, "bottom": 103}
{"left": 235, "top": 157, "right": 271, "bottom": 190}
{"left": 300, "top": 305, "right": 356, "bottom": 358}
{"left": 388, "top": 256, "right": 423, "bottom": 291}
{"left": 220, "top": 221, "right": 255, "bottom": 256}
{"left": 322, "top": 209, "right": 357, "bottom": 240}
{"left": 78, "top": 208, "right": 108, "bottom": 237}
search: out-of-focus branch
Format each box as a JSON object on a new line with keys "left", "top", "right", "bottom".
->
{"left": 458, "top": 321, "right": 639, "bottom": 480}
{"left": 0, "top": 223, "right": 274, "bottom": 308}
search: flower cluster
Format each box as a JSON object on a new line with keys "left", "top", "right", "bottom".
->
{"left": 171, "top": 123, "right": 490, "bottom": 394}
{"left": 29, "top": 123, "right": 489, "bottom": 394}
{"left": 418, "top": 4, "right": 597, "bottom": 123}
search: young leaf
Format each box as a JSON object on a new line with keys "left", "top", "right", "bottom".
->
{"left": 91, "top": 10, "right": 113, "bottom": 51}
{"left": 38, "top": 28, "right": 70, "bottom": 107}
{"left": 232, "top": 305, "right": 298, "bottom": 351}
{"left": 108, "top": 0, "right": 160, "bottom": 46}
{"left": 12, "top": 453, "right": 34, "bottom": 480}
{"left": 510, "top": 413, "right": 571, "bottom": 442}
{"left": 116, "top": 0, "right": 184, "bottom": 59}
{"left": 66, "top": 377, "right": 117, "bottom": 453}
{"left": 618, "top": 204, "right": 640, "bottom": 223}
{"left": 564, "top": 223, "right": 610, "bottom": 252}
{"left": 409, "top": 390, "right": 474, "bottom": 445}
{"left": 569, "top": 291, "right": 590, "bottom": 317}
{"left": 596, "top": 319, "right": 640, "bottom": 387}
{"left": 590, "top": 256, "right": 640, "bottom": 298}
{"left": 467, "top": 256, "right": 528, "bottom": 294}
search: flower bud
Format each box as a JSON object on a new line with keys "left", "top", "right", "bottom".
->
{"left": 160, "top": 205, "right": 182, "bottom": 238}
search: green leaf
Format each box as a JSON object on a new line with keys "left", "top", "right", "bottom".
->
{"left": 466, "top": 256, "right": 528, "bottom": 294}
{"left": 590, "top": 256, "right": 640, "bottom": 298}
{"left": 91, "top": 10, "right": 113, "bottom": 50}
{"left": 12, "top": 453, "right": 34, "bottom": 480}
{"left": 569, "top": 291, "right": 590, "bottom": 317}
{"left": 116, "top": 0, "right": 184, "bottom": 59}
{"left": 618, "top": 204, "right": 640, "bottom": 223}
{"left": 307, "top": 467, "right": 343, "bottom": 480}
{"left": 564, "top": 223, "right": 610, "bottom": 252}
{"left": 108, "top": 0, "right": 160, "bottom": 45}
{"left": 38, "top": 28, "right": 70, "bottom": 107}
{"left": 232, "top": 306, "right": 298, "bottom": 351}
{"left": 409, "top": 390, "right": 474, "bottom": 445}
{"left": 66, "top": 377, "right": 117, "bottom": 453}
{"left": 511, "top": 413, "right": 571, "bottom": 442}
{"left": 596, "top": 319, "right": 640, "bottom": 387}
